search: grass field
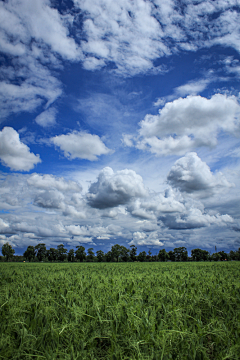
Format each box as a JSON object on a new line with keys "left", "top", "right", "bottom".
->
{"left": 0, "top": 262, "right": 240, "bottom": 359}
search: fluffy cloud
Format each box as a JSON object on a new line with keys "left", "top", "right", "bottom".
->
{"left": 159, "top": 210, "right": 234, "bottom": 230}
{"left": 87, "top": 167, "right": 148, "bottom": 209}
{"left": 167, "top": 152, "right": 231, "bottom": 196}
{"left": 129, "top": 231, "right": 164, "bottom": 246}
{"left": 0, "top": 0, "right": 80, "bottom": 60}
{"left": 35, "top": 107, "right": 57, "bottom": 127}
{"left": 33, "top": 190, "right": 65, "bottom": 209}
{"left": 135, "top": 94, "right": 240, "bottom": 156}
{"left": 1, "top": 0, "right": 240, "bottom": 122}
{"left": 51, "top": 131, "right": 112, "bottom": 161}
{"left": 73, "top": 0, "right": 240, "bottom": 76}
{"left": 27, "top": 173, "right": 82, "bottom": 192}
{"left": 0, "top": 127, "right": 41, "bottom": 171}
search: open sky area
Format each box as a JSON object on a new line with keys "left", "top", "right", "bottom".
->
{"left": 0, "top": 0, "right": 240, "bottom": 256}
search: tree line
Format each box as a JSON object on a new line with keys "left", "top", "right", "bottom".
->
{"left": 1, "top": 242, "right": 240, "bottom": 262}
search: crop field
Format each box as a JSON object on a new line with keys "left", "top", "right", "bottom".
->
{"left": 0, "top": 262, "right": 240, "bottom": 360}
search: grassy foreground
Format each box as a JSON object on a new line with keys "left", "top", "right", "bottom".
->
{"left": 0, "top": 262, "right": 240, "bottom": 359}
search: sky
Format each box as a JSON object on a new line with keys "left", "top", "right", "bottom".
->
{"left": 0, "top": 0, "right": 240, "bottom": 256}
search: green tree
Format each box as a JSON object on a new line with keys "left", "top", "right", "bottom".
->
{"left": 35, "top": 243, "right": 47, "bottom": 262}
{"left": 211, "top": 252, "right": 221, "bottom": 261}
{"left": 1, "top": 242, "right": 15, "bottom": 261}
{"left": 229, "top": 250, "right": 239, "bottom": 260}
{"left": 138, "top": 251, "right": 147, "bottom": 262}
{"left": 146, "top": 250, "right": 152, "bottom": 261}
{"left": 218, "top": 251, "right": 228, "bottom": 261}
{"left": 75, "top": 246, "right": 86, "bottom": 262}
{"left": 158, "top": 249, "right": 169, "bottom": 262}
{"left": 105, "top": 251, "right": 112, "bottom": 262}
{"left": 191, "top": 248, "right": 210, "bottom": 261}
{"left": 47, "top": 248, "right": 58, "bottom": 261}
{"left": 87, "top": 248, "right": 95, "bottom": 262}
{"left": 168, "top": 250, "right": 175, "bottom": 261}
{"left": 57, "top": 244, "right": 67, "bottom": 261}
{"left": 23, "top": 246, "right": 36, "bottom": 262}
{"left": 68, "top": 249, "right": 75, "bottom": 262}
{"left": 111, "top": 244, "right": 122, "bottom": 262}
{"left": 120, "top": 246, "right": 130, "bottom": 262}
{"left": 130, "top": 245, "right": 137, "bottom": 261}
{"left": 96, "top": 250, "right": 105, "bottom": 262}
{"left": 173, "top": 247, "right": 188, "bottom": 262}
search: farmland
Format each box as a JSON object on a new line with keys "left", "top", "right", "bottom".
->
{"left": 0, "top": 262, "right": 240, "bottom": 359}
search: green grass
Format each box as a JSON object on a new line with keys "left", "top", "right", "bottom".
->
{"left": 0, "top": 262, "right": 240, "bottom": 359}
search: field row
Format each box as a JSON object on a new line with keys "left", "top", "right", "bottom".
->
{"left": 0, "top": 262, "right": 240, "bottom": 359}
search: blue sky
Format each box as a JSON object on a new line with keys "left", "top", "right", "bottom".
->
{"left": 0, "top": 0, "right": 240, "bottom": 256}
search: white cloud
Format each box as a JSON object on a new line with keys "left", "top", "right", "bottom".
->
{"left": 87, "top": 167, "right": 148, "bottom": 209}
{"left": 0, "top": 0, "right": 80, "bottom": 60}
{"left": 0, "top": 64, "right": 62, "bottom": 121}
{"left": 129, "top": 231, "right": 164, "bottom": 246}
{"left": 0, "top": 127, "right": 41, "bottom": 171}
{"left": 35, "top": 107, "right": 57, "bottom": 127}
{"left": 160, "top": 209, "right": 234, "bottom": 230}
{"left": 51, "top": 131, "right": 112, "bottom": 161}
{"left": 174, "top": 79, "right": 210, "bottom": 97}
{"left": 0, "top": 218, "right": 10, "bottom": 233}
{"left": 27, "top": 173, "right": 82, "bottom": 192}
{"left": 34, "top": 190, "right": 65, "bottom": 209}
{"left": 135, "top": 94, "right": 240, "bottom": 156}
{"left": 167, "top": 152, "right": 232, "bottom": 196}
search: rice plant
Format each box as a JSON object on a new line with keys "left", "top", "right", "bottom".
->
{"left": 0, "top": 262, "right": 239, "bottom": 359}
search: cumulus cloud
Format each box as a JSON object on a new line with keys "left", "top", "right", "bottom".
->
{"left": 134, "top": 94, "right": 240, "bottom": 156}
{"left": 27, "top": 173, "right": 82, "bottom": 192}
{"left": 0, "top": 218, "right": 10, "bottom": 233}
{"left": 0, "top": 127, "right": 41, "bottom": 171}
{"left": 129, "top": 231, "right": 164, "bottom": 246}
{"left": 159, "top": 210, "right": 234, "bottom": 230}
{"left": 167, "top": 152, "right": 232, "bottom": 196}
{"left": 174, "top": 79, "right": 210, "bottom": 97}
{"left": 127, "top": 188, "right": 185, "bottom": 220}
{"left": 87, "top": 167, "right": 148, "bottom": 209}
{"left": 34, "top": 190, "right": 65, "bottom": 209}
{"left": 0, "top": 0, "right": 80, "bottom": 61}
{"left": 35, "top": 107, "right": 57, "bottom": 127}
{"left": 51, "top": 131, "right": 112, "bottom": 161}
{"left": 71, "top": 0, "right": 240, "bottom": 76}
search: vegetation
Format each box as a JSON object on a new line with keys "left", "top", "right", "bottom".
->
{"left": 0, "top": 261, "right": 239, "bottom": 359}
{"left": 1, "top": 243, "right": 240, "bottom": 263}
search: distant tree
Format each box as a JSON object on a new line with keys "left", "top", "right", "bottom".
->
{"left": 57, "top": 244, "right": 67, "bottom": 261}
{"left": 146, "top": 250, "right": 152, "bottom": 261}
{"left": 105, "top": 251, "right": 113, "bottom": 262}
{"left": 35, "top": 243, "right": 47, "bottom": 262}
{"left": 191, "top": 248, "right": 210, "bottom": 261}
{"left": 96, "top": 250, "right": 105, "bottom": 262}
{"left": 229, "top": 250, "right": 239, "bottom": 261}
{"left": 87, "top": 248, "right": 95, "bottom": 262}
{"left": 75, "top": 246, "right": 86, "bottom": 262}
{"left": 158, "top": 249, "right": 169, "bottom": 262}
{"left": 67, "top": 249, "right": 75, "bottom": 262}
{"left": 1, "top": 242, "right": 15, "bottom": 261}
{"left": 138, "top": 251, "right": 147, "bottom": 262}
{"left": 211, "top": 252, "right": 221, "bottom": 261}
{"left": 130, "top": 245, "right": 137, "bottom": 261}
{"left": 23, "top": 246, "right": 36, "bottom": 262}
{"left": 173, "top": 247, "right": 188, "bottom": 262}
{"left": 218, "top": 251, "right": 228, "bottom": 261}
{"left": 47, "top": 248, "right": 58, "bottom": 262}
{"left": 151, "top": 255, "right": 158, "bottom": 262}
{"left": 168, "top": 250, "right": 175, "bottom": 262}
{"left": 111, "top": 244, "right": 122, "bottom": 262}
{"left": 120, "top": 246, "right": 130, "bottom": 262}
